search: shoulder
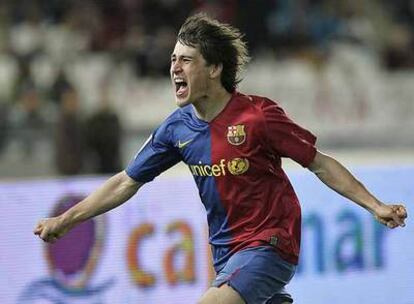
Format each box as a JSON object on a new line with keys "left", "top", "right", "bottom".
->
{"left": 155, "top": 105, "right": 195, "bottom": 141}
{"left": 235, "top": 91, "right": 281, "bottom": 108}
{"left": 151, "top": 108, "right": 181, "bottom": 143}
{"left": 163, "top": 107, "right": 184, "bottom": 124}
{"left": 158, "top": 107, "right": 187, "bottom": 131}
{"left": 233, "top": 92, "right": 285, "bottom": 117}
{"left": 164, "top": 105, "right": 196, "bottom": 124}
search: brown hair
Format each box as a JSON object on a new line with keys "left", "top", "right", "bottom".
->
{"left": 177, "top": 13, "right": 250, "bottom": 93}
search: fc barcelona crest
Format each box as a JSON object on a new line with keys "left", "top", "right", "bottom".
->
{"left": 227, "top": 125, "right": 246, "bottom": 145}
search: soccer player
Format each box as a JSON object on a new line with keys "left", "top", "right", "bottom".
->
{"left": 34, "top": 14, "right": 407, "bottom": 304}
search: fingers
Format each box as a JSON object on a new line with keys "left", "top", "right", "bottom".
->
{"left": 33, "top": 225, "right": 42, "bottom": 235}
{"left": 34, "top": 219, "right": 60, "bottom": 243}
{"left": 395, "top": 205, "right": 407, "bottom": 219}
{"left": 376, "top": 204, "right": 408, "bottom": 229}
{"left": 40, "top": 227, "right": 50, "bottom": 242}
{"left": 391, "top": 205, "right": 407, "bottom": 227}
{"left": 386, "top": 221, "right": 399, "bottom": 229}
{"left": 376, "top": 216, "right": 399, "bottom": 229}
{"left": 33, "top": 220, "right": 45, "bottom": 235}
{"left": 39, "top": 230, "right": 59, "bottom": 243}
{"left": 375, "top": 215, "right": 387, "bottom": 226}
{"left": 377, "top": 217, "right": 398, "bottom": 229}
{"left": 391, "top": 213, "right": 405, "bottom": 227}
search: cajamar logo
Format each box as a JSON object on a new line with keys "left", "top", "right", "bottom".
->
{"left": 19, "top": 194, "right": 113, "bottom": 303}
{"left": 227, "top": 125, "right": 246, "bottom": 145}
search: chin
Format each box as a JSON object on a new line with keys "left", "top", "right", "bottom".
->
{"left": 175, "top": 96, "right": 192, "bottom": 108}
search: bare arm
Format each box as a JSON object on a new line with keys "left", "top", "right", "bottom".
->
{"left": 34, "top": 171, "right": 143, "bottom": 242}
{"left": 308, "top": 151, "right": 407, "bottom": 228}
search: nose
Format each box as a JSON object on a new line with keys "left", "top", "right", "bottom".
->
{"left": 171, "top": 60, "right": 182, "bottom": 75}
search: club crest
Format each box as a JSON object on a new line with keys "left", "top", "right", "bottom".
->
{"left": 227, "top": 125, "right": 246, "bottom": 145}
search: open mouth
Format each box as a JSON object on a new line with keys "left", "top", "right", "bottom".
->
{"left": 175, "top": 79, "right": 188, "bottom": 96}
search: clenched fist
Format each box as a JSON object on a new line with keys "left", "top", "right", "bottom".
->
{"left": 34, "top": 217, "right": 72, "bottom": 243}
{"left": 374, "top": 204, "right": 407, "bottom": 229}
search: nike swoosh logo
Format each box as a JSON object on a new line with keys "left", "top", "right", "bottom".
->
{"left": 178, "top": 139, "right": 193, "bottom": 149}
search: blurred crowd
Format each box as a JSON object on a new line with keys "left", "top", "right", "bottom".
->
{"left": 0, "top": 0, "right": 412, "bottom": 176}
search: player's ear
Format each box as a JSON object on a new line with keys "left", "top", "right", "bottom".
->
{"left": 209, "top": 63, "right": 223, "bottom": 79}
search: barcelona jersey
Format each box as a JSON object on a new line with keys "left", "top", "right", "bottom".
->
{"left": 126, "top": 92, "right": 317, "bottom": 270}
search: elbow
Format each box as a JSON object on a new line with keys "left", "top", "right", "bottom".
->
{"left": 308, "top": 151, "right": 338, "bottom": 185}
{"left": 308, "top": 151, "right": 327, "bottom": 175}
{"left": 119, "top": 171, "right": 143, "bottom": 196}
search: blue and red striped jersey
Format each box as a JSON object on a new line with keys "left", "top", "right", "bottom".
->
{"left": 126, "top": 92, "right": 317, "bottom": 269}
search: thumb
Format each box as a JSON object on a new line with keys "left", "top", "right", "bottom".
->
{"left": 34, "top": 224, "right": 43, "bottom": 235}
{"left": 391, "top": 212, "right": 405, "bottom": 227}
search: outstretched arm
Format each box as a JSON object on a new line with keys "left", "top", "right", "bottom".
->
{"left": 34, "top": 171, "right": 143, "bottom": 242}
{"left": 308, "top": 151, "right": 407, "bottom": 228}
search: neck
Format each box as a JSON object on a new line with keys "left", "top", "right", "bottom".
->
{"left": 192, "top": 87, "right": 232, "bottom": 122}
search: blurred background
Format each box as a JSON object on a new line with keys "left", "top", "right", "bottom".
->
{"left": 0, "top": 0, "right": 412, "bottom": 178}
{"left": 0, "top": 1, "right": 413, "bottom": 303}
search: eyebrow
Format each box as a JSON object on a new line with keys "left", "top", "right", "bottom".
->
{"left": 171, "top": 54, "right": 194, "bottom": 59}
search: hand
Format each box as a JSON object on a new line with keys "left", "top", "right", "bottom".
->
{"left": 33, "top": 217, "right": 71, "bottom": 243}
{"left": 374, "top": 204, "right": 407, "bottom": 229}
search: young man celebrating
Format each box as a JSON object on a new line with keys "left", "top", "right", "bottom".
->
{"left": 35, "top": 14, "right": 407, "bottom": 304}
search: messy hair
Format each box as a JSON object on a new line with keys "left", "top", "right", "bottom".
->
{"left": 177, "top": 13, "right": 250, "bottom": 93}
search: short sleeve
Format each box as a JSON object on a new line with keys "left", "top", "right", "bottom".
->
{"left": 261, "top": 99, "right": 317, "bottom": 167}
{"left": 126, "top": 123, "right": 182, "bottom": 183}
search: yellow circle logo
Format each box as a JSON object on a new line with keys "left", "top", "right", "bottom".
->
{"left": 227, "top": 158, "right": 249, "bottom": 175}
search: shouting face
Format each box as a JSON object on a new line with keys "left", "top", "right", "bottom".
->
{"left": 170, "top": 41, "right": 212, "bottom": 107}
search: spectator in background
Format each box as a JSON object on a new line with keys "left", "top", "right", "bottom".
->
{"left": 266, "top": 0, "right": 343, "bottom": 59}
{"left": 85, "top": 91, "right": 122, "bottom": 174}
{"left": 0, "top": 101, "right": 9, "bottom": 155}
{"left": 17, "top": 85, "right": 44, "bottom": 158}
{"left": 50, "top": 69, "right": 72, "bottom": 105}
{"left": 55, "top": 86, "right": 84, "bottom": 175}
{"left": 383, "top": 23, "right": 414, "bottom": 70}
{"left": 145, "top": 26, "right": 177, "bottom": 77}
